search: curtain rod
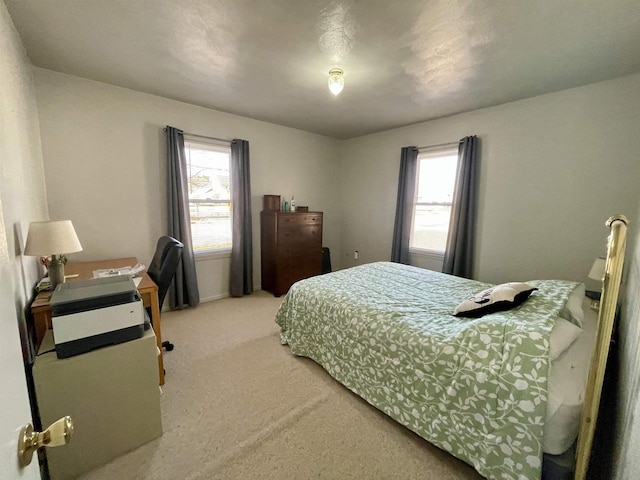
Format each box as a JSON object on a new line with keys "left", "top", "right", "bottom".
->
{"left": 417, "top": 140, "right": 460, "bottom": 151}
{"left": 163, "top": 128, "right": 232, "bottom": 144}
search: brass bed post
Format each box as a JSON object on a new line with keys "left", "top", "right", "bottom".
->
{"left": 574, "top": 214, "right": 629, "bottom": 480}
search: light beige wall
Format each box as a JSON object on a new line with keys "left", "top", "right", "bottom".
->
{"left": 0, "top": 1, "right": 47, "bottom": 477}
{"left": 0, "top": 0, "right": 48, "bottom": 349}
{"left": 340, "top": 74, "right": 640, "bottom": 286}
{"left": 34, "top": 69, "right": 341, "bottom": 301}
{"left": 0, "top": 4, "right": 48, "bottom": 286}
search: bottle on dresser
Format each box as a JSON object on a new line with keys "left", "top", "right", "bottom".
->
{"left": 290, "top": 196, "right": 296, "bottom": 212}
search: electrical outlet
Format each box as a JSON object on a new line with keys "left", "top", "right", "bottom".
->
{"left": 354, "top": 250, "right": 359, "bottom": 260}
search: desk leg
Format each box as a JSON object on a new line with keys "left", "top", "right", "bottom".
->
{"left": 33, "top": 311, "right": 52, "bottom": 349}
{"left": 150, "top": 292, "right": 165, "bottom": 385}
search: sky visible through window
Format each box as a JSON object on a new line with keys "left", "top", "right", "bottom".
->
{"left": 416, "top": 154, "right": 457, "bottom": 203}
{"left": 411, "top": 149, "right": 458, "bottom": 252}
{"left": 184, "top": 142, "right": 232, "bottom": 252}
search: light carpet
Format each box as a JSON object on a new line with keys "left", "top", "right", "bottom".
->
{"left": 80, "top": 291, "right": 483, "bottom": 480}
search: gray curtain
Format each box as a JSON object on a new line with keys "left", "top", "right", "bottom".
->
{"left": 229, "top": 139, "right": 253, "bottom": 297}
{"left": 166, "top": 126, "right": 200, "bottom": 308}
{"left": 390, "top": 146, "right": 419, "bottom": 264}
{"left": 443, "top": 136, "right": 479, "bottom": 278}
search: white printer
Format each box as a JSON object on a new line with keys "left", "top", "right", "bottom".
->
{"left": 50, "top": 275, "right": 145, "bottom": 358}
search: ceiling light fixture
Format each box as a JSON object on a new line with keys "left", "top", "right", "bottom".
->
{"left": 328, "top": 68, "right": 344, "bottom": 96}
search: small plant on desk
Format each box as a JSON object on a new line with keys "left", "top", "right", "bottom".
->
{"left": 40, "top": 255, "right": 68, "bottom": 268}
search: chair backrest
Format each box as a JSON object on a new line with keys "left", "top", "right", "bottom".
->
{"left": 147, "top": 236, "right": 184, "bottom": 310}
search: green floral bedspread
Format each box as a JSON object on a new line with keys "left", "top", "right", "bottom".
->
{"left": 275, "top": 262, "right": 579, "bottom": 480}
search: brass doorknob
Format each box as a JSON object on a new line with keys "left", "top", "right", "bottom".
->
{"left": 18, "top": 416, "right": 74, "bottom": 467}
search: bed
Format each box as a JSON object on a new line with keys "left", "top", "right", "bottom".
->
{"left": 274, "top": 216, "right": 628, "bottom": 480}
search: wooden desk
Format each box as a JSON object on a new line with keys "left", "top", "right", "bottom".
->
{"left": 30, "top": 257, "right": 165, "bottom": 385}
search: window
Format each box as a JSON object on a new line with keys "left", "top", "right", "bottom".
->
{"left": 183, "top": 139, "right": 232, "bottom": 253}
{"left": 409, "top": 146, "right": 458, "bottom": 253}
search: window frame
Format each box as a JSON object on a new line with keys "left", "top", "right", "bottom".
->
{"left": 183, "top": 137, "right": 233, "bottom": 256}
{"left": 409, "top": 145, "right": 459, "bottom": 256}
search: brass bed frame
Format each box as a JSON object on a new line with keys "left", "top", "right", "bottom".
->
{"left": 574, "top": 214, "right": 629, "bottom": 479}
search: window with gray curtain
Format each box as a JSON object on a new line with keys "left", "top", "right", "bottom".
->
{"left": 391, "top": 146, "right": 418, "bottom": 264}
{"left": 442, "top": 136, "right": 479, "bottom": 279}
{"left": 229, "top": 139, "right": 253, "bottom": 297}
{"left": 409, "top": 145, "right": 459, "bottom": 253}
{"left": 183, "top": 139, "right": 232, "bottom": 253}
{"left": 166, "top": 126, "right": 200, "bottom": 308}
{"left": 392, "top": 137, "right": 479, "bottom": 278}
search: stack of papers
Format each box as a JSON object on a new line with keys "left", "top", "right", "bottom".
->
{"left": 36, "top": 277, "right": 52, "bottom": 292}
{"left": 92, "top": 263, "right": 145, "bottom": 279}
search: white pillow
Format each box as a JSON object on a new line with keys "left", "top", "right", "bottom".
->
{"left": 559, "top": 284, "right": 585, "bottom": 328}
{"left": 453, "top": 282, "right": 538, "bottom": 318}
{"left": 549, "top": 317, "right": 583, "bottom": 361}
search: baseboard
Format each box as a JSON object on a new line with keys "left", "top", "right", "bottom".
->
{"left": 198, "top": 285, "right": 262, "bottom": 304}
{"left": 200, "top": 293, "right": 230, "bottom": 303}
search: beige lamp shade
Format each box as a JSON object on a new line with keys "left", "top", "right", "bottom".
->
{"left": 588, "top": 257, "right": 606, "bottom": 281}
{"left": 24, "top": 220, "right": 83, "bottom": 256}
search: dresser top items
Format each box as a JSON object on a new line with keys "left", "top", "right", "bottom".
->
{"left": 263, "top": 194, "right": 311, "bottom": 213}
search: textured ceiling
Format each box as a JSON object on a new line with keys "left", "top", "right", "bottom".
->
{"left": 6, "top": 0, "right": 640, "bottom": 139}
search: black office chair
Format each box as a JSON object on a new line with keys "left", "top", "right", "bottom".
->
{"left": 147, "top": 236, "right": 184, "bottom": 352}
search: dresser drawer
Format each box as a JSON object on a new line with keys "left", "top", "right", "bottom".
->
{"left": 276, "top": 255, "right": 322, "bottom": 293}
{"left": 277, "top": 212, "right": 322, "bottom": 226}
{"left": 278, "top": 255, "right": 321, "bottom": 272}
{"left": 277, "top": 225, "right": 322, "bottom": 256}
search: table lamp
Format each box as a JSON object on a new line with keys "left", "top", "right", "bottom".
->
{"left": 24, "top": 220, "right": 83, "bottom": 288}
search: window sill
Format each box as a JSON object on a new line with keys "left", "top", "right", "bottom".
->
{"left": 409, "top": 249, "right": 445, "bottom": 260}
{"left": 195, "top": 250, "right": 232, "bottom": 262}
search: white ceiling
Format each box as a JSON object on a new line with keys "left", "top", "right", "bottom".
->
{"left": 6, "top": 0, "right": 640, "bottom": 139}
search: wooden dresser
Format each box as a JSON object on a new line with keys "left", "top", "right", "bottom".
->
{"left": 261, "top": 210, "right": 323, "bottom": 296}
